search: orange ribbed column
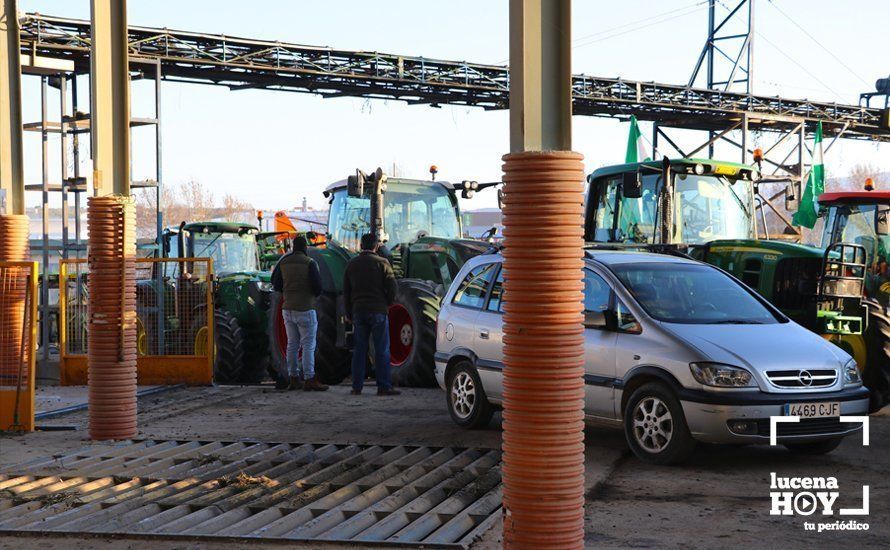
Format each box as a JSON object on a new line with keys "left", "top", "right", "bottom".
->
{"left": 87, "top": 195, "right": 137, "bottom": 440}
{"left": 0, "top": 214, "right": 31, "bottom": 429}
{"left": 501, "top": 151, "right": 586, "bottom": 548}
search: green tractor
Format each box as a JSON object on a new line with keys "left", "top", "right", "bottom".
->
{"left": 268, "top": 168, "right": 497, "bottom": 387}
{"left": 583, "top": 157, "right": 889, "bottom": 410}
{"left": 156, "top": 221, "right": 275, "bottom": 384}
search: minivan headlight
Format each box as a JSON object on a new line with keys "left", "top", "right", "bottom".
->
{"left": 843, "top": 359, "right": 861, "bottom": 385}
{"left": 690, "top": 362, "right": 755, "bottom": 388}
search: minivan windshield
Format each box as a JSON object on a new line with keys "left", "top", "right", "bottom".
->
{"left": 610, "top": 262, "right": 780, "bottom": 324}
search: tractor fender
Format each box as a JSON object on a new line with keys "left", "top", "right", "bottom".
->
{"left": 309, "top": 246, "right": 350, "bottom": 294}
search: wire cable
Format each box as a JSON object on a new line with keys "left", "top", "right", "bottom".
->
{"left": 572, "top": 1, "right": 708, "bottom": 45}
{"left": 573, "top": 4, "right": 707, "bottom": 49}
{"left": 766, "top": 0, "right": 870, "bottom": 86}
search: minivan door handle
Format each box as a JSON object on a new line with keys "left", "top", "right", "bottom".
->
{"left": 479, "top": 328, "right": 490, "bottom": 339}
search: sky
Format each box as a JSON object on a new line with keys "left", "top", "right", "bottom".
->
{"left": 17, "top": 0, "right": 890, "bottom": 213}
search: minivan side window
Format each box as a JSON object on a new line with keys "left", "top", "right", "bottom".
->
{"left": 583, "top": 270, "right": 612, "bottom": 329}
{"left": 452, "top": 263, "right": 497, "bottom": 309}
{"left": 486, "top": 267, "right": 505, "bottom": 312}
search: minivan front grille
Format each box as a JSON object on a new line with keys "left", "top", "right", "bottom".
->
{"left": 753, "top": 417, "right": 860, "bottom": 437}
{"left": 766, "top": 369, "right": 837, "bottom": 388}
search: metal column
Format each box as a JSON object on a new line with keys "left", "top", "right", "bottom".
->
{"left": 0, "top": 0, "right": 24, "bottom": 215}
{"left": 503, "top": 1, "right": 585, "bottom": 547}
{"left": 89, "top": 0, "right": 130, "bottom": 196}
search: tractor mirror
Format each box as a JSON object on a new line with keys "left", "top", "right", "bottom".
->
{"left": 347, "top": 169, "right": 366, "bottom": 197}
{"left": 622, "top": 171, "right": 643, "bottom": 199}
{"left": 877, "top": 206, "right": 890, "bottom": 235}
{"left": 784, "top": 182, "right": 799, "bottom": 212}
{"left": 497, "top": 187, "right": 505, "bottom": 210}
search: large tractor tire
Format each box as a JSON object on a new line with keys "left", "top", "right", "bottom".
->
{"left": 268, "top": 292, "right": 349, "bottom": 385}
{"left": 864, "top": 302, "right": 890, "bottom": 412}
{"left": 201, "top": 308, "right": 246, "bottom": 385}
{"left": 388, "top": 279, "right": 440, "bottom": 387}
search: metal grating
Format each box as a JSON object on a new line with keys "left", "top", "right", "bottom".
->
{"left": 0, "top": 439, "right": 502, "bottom": 547}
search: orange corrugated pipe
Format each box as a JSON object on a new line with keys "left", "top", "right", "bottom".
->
{"left": 0, "top": 214, "right": 31, "bottom": 426}
{"left": 87, "top": 196, "right": 138, "bottom": 440}
{"left": 500, "top": 151, "right": 586, "bottom": 549}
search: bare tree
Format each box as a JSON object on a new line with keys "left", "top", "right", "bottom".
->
{"left": 134, "top": 180, "right": 254, "bottom": 240}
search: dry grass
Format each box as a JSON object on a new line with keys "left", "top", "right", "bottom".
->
{"left": 216, "top": 472, "right": 275, "bottom": 489}
{"left": 37, "top": 491, "right": 81, "bottom": 508}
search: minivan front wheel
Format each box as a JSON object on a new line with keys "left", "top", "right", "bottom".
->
{"left": 447, "top": 361, "right": 494, "bottom": 429}
{"left": 624, "top": 382, "right": 695, "bottom": 465}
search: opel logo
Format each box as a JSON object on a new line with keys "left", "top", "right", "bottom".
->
{"left": 798, "top": 370, "right": 813, "bottom": 386}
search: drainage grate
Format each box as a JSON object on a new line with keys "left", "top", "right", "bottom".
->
{"left": 0, "top": 439, "right": 502, "bottom": 547}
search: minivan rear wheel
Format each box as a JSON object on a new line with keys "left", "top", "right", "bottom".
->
{"left": 447, "top": 361, "right": 494, "bottom": 429}
{"left": 624, "top": 382, "right": 695, "bottom": 465}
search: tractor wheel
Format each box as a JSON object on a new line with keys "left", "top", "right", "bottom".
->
{"left": 863, "top": 302, "right": 890, "bottom": 412}
{"left": 268, "top": 293, "right": 349, "bottom": 386}
{"left": 206, "top": 308, "right": 246, "bottom": 385}
{"left": 388, "top": 279, "right": 440, "bottom": 387}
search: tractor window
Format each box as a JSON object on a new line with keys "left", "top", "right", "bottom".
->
{"left": 192, "top": 232, "right": 259, "bottom": 274}
{"left": 823, "top": 204, "right": 890, "bottom": 272}
{"left": 384, "top": 183, "right": 461, "bottom": 245}
{"left": 329, "top": 191, "right": 372, "bottom": 252}
{"left": 453, "top": 263, "right": 497, "bottom": 309}
{"left": 673, "top": 174, "right": 753, "bottom": 244}
{"left": 591, "top": 174, "right": 659, "bottom": 243}
{"left": 592, "top": 178, "right": 619, "bottom": 241}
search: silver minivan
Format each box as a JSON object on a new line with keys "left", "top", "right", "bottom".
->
{"left": 434, "top": 250, "right": 870, "bottom": 464}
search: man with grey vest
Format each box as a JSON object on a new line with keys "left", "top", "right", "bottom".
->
{"left": 271, "top": 236, "right": 328, "bottom": 391}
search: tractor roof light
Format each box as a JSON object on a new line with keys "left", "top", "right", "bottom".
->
{"left": 865, "top": 178, "right": 875, "bottom": 191}
{"left": 753, "top": 148, "right": 764, "bottom": 163}
{"left": 694, "top": 163, "right": 705, "bottom": 175}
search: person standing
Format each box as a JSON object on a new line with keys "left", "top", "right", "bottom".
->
{"left": 271, "top": 236, "right": 328, "bottom": 391}
{"left": 343, "top": 233, "right": 401, "bottom": 396}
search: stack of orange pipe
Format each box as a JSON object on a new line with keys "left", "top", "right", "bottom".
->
{"left": 87, "top": 196, "right": 138, "bottom": 440}
{"left": 0, "top": 215, "right": 30, "bottom": 421}
{"left": 500, "top": 151, "right": 587, "bottom": 548}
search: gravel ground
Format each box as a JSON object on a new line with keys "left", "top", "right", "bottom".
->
{"left": 1, "top": 384, "right": 886, "bottom": 548}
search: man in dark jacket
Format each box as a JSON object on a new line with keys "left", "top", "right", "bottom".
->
{"left": 343, "top": 233, "right": 400, "bottom": 396}
{"left": 271, "top": 236, "right": 328, "bottom": 391}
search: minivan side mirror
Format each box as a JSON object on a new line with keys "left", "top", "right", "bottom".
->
{"left": 622, "top": 171, "right": 643, "bottom": 199}
{"left": 877, "top": 206, "right": 890, "bottom": 236}
{"left": 583, "top": 310, "right": 607, "bottom": 329}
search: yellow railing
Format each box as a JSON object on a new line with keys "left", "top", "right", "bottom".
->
{"left": 59, "top": 257, "right": 214, "bottom": 386}
{"left": 0, "top": 261, "right": 38, "bottom": 432}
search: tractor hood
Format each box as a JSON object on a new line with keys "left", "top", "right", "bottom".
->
{"left": 663, "top": 321, "right": 850, "bottom": 379}
{"left": 703, "top": 239, "right": 824, "bottom": 259}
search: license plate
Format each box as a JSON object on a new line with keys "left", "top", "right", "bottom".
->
{"left": 784, "top": 402, "right": 840, "bottom": 418}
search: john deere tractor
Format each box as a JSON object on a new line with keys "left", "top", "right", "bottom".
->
{"left": 268, "top": 168, "right": 497, "bottom": 387}
{"left": 143, "top": 221, "right": 274, "bottom": 384}
{"left": 583, "top": 157, "right": 889, "bottom": 410}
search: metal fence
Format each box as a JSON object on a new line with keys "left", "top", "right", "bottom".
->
{"left": 0, "top": 261, "right": 38, "bottom": 432}
{"left": 59, "top": 257, "right": 214, "bottom": 386}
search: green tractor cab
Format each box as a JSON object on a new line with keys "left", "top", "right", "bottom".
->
{"left": 156, "top": 221, "right": 274, "bottom": 384}
{"left": 268, "top": 169, "right": 498, "bottom": 387}
{"left": 583, "top": 158, "right": 887, "bottom": 407}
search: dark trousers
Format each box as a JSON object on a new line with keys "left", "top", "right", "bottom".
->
{"left": 351, "top": 312, "right": 392, "bottom": 391}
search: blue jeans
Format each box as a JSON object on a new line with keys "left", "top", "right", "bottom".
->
{"left": 351, "top": 312, "right": 391, "bottom": 391}
{"left": 283, "top": 309, "right": 317, "bottom": 379}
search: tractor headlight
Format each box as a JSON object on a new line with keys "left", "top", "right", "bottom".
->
{"left": 255, "top": 281, "right": 273, "bottom": 293}
{"left": 843, "top": 359, "right": 861, "bottom": 385}
{"left": 690, "top": 362, "right": 756, "bottom": 388}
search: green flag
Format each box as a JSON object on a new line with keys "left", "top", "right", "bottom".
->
{"left": 792, "top": 121, "right": 825, "bottom": 229}
{"left": 625, "top": 115, "right": 651, "bottom": 163}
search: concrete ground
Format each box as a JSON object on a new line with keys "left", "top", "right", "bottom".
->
{"left": 1, "top": 384, "right": 888, "bottom": 548}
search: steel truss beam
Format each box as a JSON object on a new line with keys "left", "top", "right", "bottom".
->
{"left": 17, "top": 13, "right": 890, "bottom": 142}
